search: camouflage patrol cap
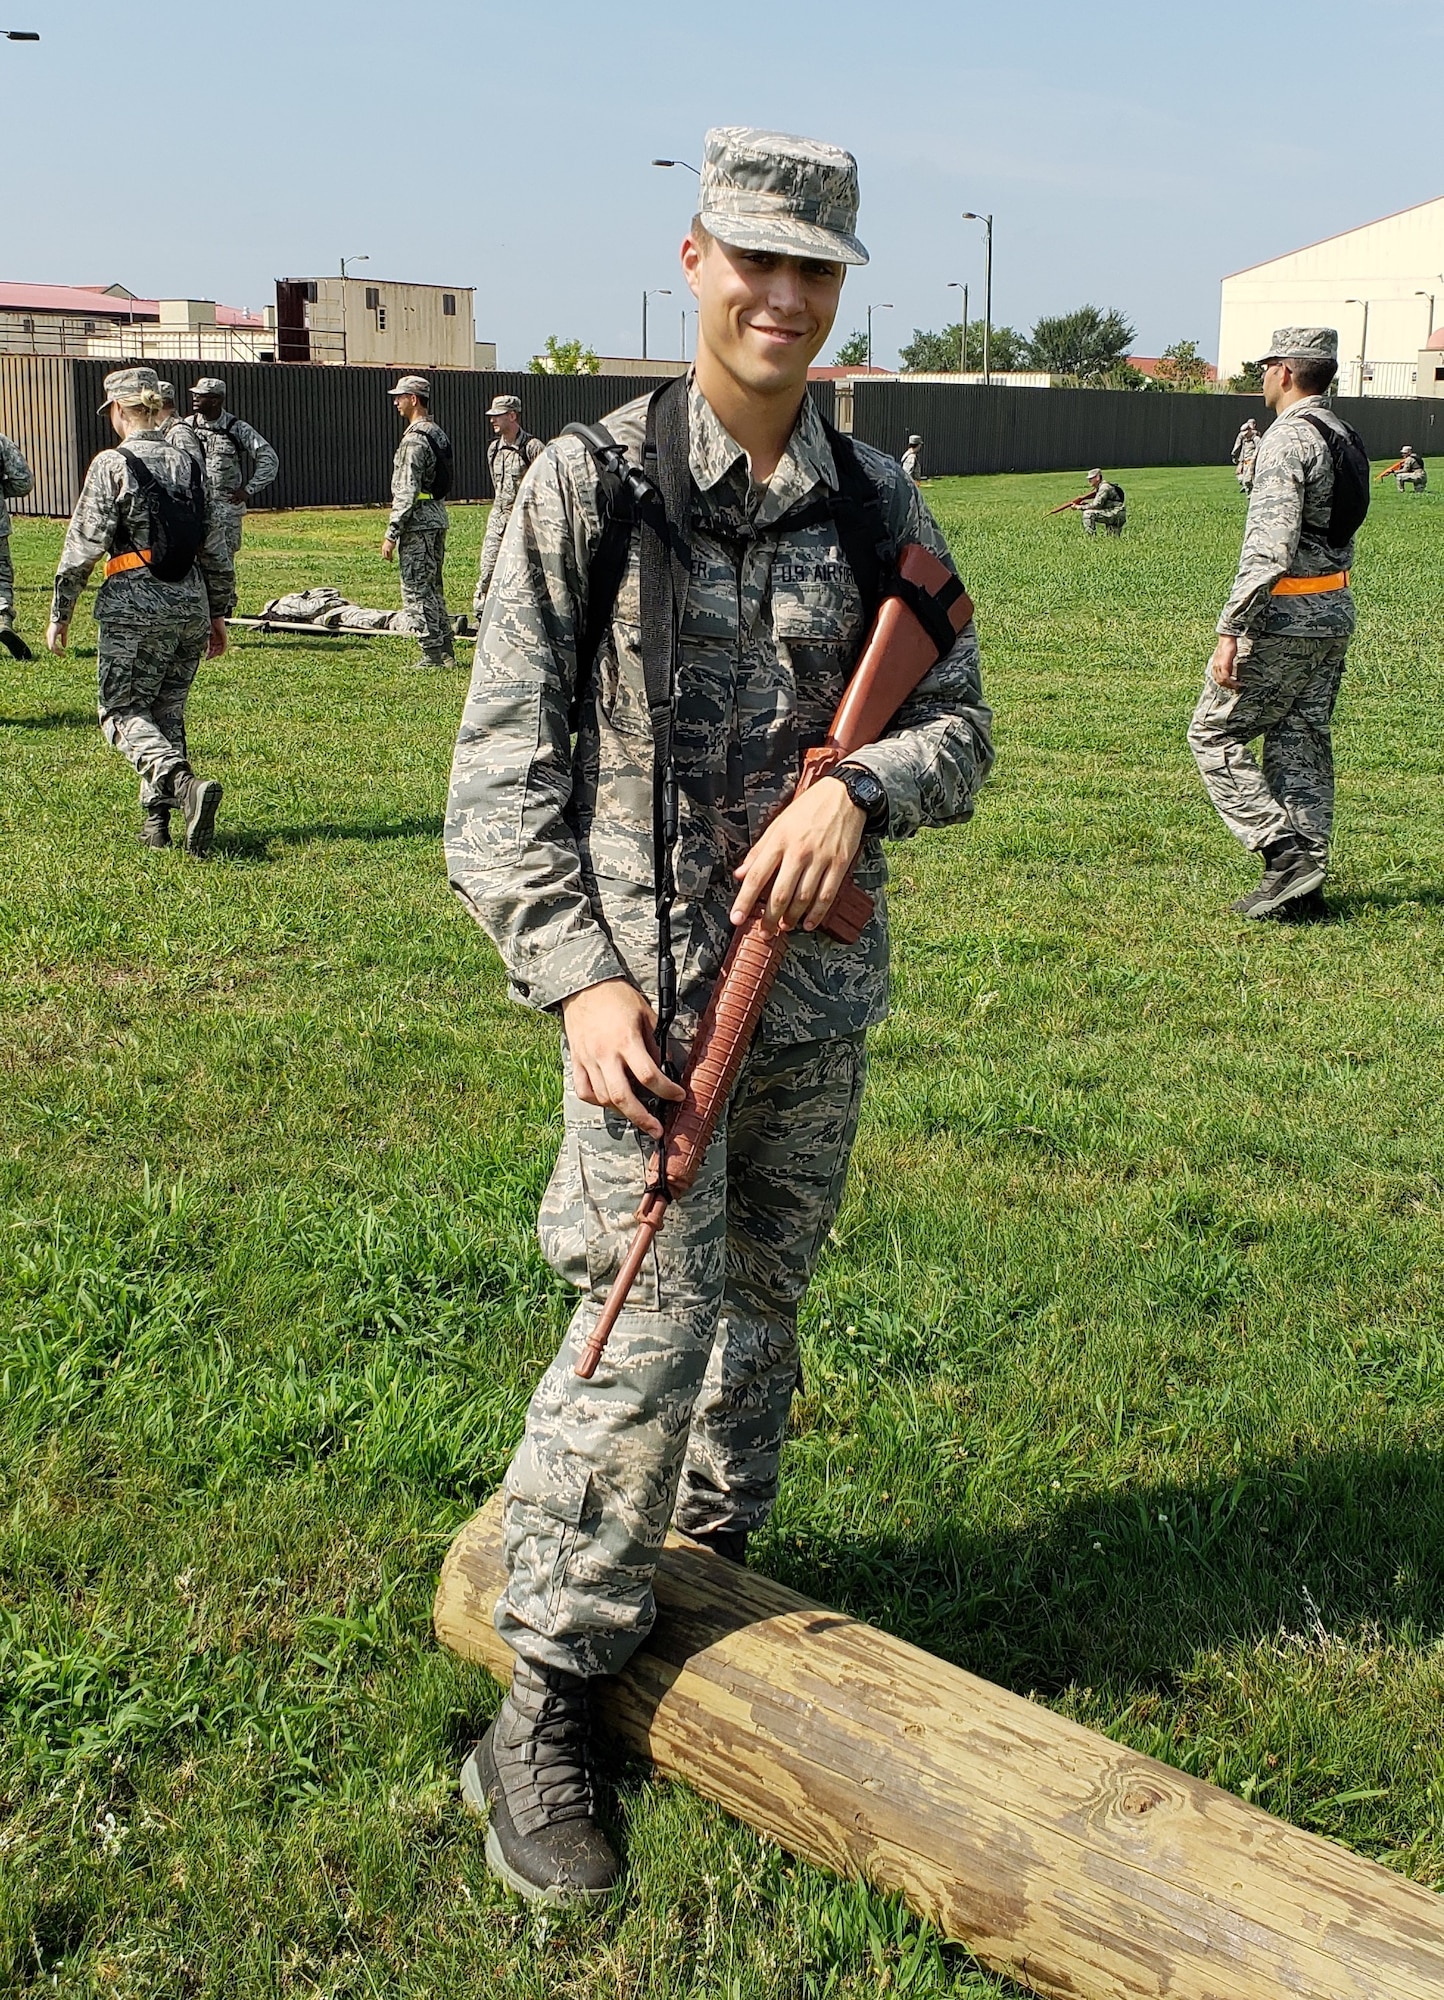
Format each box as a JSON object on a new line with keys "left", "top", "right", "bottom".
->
{"left": 698, "top": 126, "right": 868, "bottom": 266}
{"left": 192, "top": 377, "right": 227, "bottom": 398}
{"left": 390, "top": 375, "right": 431, "bottom": 399}
{"left": 907, "top": 434, "right": 923, "bottom": 445}
{"left": 486, "top": 394, "right": 523, "bottom": 416}
{"left": 97, "top": 365, "right": 161, "bottom": 412}
{"left": 1257, "top": 327, "right": 1337, "bottom": 366}
{"left": 156, "top": 381, "right": 177, "bottom": 406}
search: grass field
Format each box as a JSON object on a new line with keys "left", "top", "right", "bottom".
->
{"left": 2, "top": 465, "right": 1442, "bottom": 1998}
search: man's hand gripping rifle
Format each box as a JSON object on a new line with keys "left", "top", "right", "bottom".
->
{"left": 1046, "top": 492, "right": 1092, "bottom": 516}
{"left": 574, "top": 542, "right": 974, "bottom": 1380}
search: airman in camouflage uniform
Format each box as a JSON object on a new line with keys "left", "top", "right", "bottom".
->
{"left": 1393, "top": 445, "right": 1427, "bottom": 494}
{"left": 474, "top": 394, "right": 546, "bottom": 609}
{"left": 900, "top": 432, "right": 924, "bottom": 482}
{"left": 1080, "top": 468, "right": 1126, "bottom": 535}
{"left": 445, "top": 126, "right": 993, "bottom": 1907}
{"left": 46, "top": 367, "right": 235, "bottom": 853}
{"left": 384, "top": 375, "right": 455, "bottom": 667}
{"left": 1189, "top": 328, "right": 1357, "bottom": 918}
{"left": 0, "top": 429, "right": 35, "bottom": 641}
{"left": 1231, "top": 417, "right": 1261, "bottom": 492}
{"left": 156, "top": 383, "right": 204, "bottom": 468}
{"left": 185, "top": 377, "right": 279, "bottom": 558}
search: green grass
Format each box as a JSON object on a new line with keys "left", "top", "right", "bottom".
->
{"left": 2, "top": 466, "right": 1442, "bottom": 1997}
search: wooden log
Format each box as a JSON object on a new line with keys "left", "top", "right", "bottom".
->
{"left": 435, "top": 1495, "right": 1444, "bottom": 2000}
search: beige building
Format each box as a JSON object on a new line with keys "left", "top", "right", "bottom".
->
{"left": 1219, "top": 196, "right": 1444, "bottom": 396}
{"left": 273, "top": 276, "right": 478, "bottom": 368}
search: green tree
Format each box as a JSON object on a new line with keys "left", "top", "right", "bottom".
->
{"left": 1025, "top": 305, "right": 1137, "bottom": 385}
{"left": 832, "top": 329, "right": 870, "bottom": 366}
{"left": 1154, "top": 339, "right": 1212, "bottom": 393}
{"left": 897, "top": 322, "right": 1031, "bottom": 374}
{"left": 1226, "top": 359, "right": 1265, "bottom": 394}
{"left": 530, "top": 334, "right": 600, "bottom": 376}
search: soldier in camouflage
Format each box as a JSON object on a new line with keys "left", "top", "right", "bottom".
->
{"left": 46, "top": 367, "right": 235, "bottom": 853}
{"left": 1189, "top": 328, "right": 1357, "bottom": 919}
{"left": 0, "top": 428, "right": 35, "bottom": 642}
{"left": 444, "top": 125, "right": 993, "bottom": 1906}
{"left": 1231, "top": 417, "right": 1261, "bottom": 492}
{"left": 383, "top": 376, "right": 455, "bottom": 667}
{"left": 901, "top": 433, "right": 924, "bottom": 483}
{"left": 1393, "top": 445, "right": 1427, "bottom": 495}
{"left": 185, "top": 378, "right": 278, "bottom": 559}
{"left": 156, "top": 383, "right": 204, "bottom": 467}
{"left": 1080, "top": 468, "right": 1126, "bottom": 535}
{"left": 474, "top": 394, "right": 545, "bottom": 610}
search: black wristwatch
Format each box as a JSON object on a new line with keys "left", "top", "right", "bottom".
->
{"left": 833, "top": 762, "right": 889, "bottom": 836}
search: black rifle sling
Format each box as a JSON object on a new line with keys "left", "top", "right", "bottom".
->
{"left": 638, "top": 378, "right": 692, "bottom": 1111}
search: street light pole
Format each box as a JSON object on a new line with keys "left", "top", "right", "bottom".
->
{"left": 3, "top": 29, "right": 41, "bottom": 39}
{"left": 1345, "top": 297, "right": 1370, "bottom": 395}
{"left": 866, "top": 301, "right": 893, "bottom": 371}
{"left": 651, "top": 158, "right": 700, "bottom": 176}
{"left": 338, "top": 255, "right": 368, "bottom": 366}
{"left": 962, "top": 212, "right": 993, "bottom": 385}
{"left": 643, "top": 287, "right": 671, "bottom": 361}
{"left": 1417, "top": 290, "right": 1436, "bottom": 339}
{"left": 947, "top": 281, "right": 968, "bottom": 373}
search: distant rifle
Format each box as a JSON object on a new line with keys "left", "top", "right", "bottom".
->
{"left": 1376, "top": 459, "right": 1407, "bottom": 482}
{"left": 1046, "top": 492, "right": 1093, "bottom": 515}
{"left": 573, "top": 542, "right": 974, "bottom": 1382}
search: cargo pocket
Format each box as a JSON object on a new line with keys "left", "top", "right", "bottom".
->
{"left": 504, "top": 1441, "right": 592, "bottom": 1629}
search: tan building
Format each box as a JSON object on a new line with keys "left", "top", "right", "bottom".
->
{"left": 1219, "top": 196, "right": 1444, "bottom": 396}
{"left": 273, "top": 276, "right": 478, "bottom": 368}
{"left": 1418, "top": 327, "right": 1444, "bottom": 398}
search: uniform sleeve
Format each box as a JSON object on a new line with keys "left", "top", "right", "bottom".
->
{"left": 387, "top": 433, "right": 423, "bottom": 539}
{"left": 443, "top": 442, "right": 631, "bottom": 1011}
{"left": 51, "top": 456, "right": 123, "bottom": 622}
{"left": 1, "top": 436, "right": 34, "bottom": 498}
{"left": 1218, "top": 429, "right": 1308, "bottom": 636}
{"left": 839, "top": 481, "right": 995, "bottom": 840}
{"left": 525, "top": 436, "right": 545, "bottom": 465}
{"left": 237, "top": 420, "right": 278, "bottom": 499}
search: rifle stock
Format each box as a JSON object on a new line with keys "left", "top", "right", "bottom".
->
{"left": 574, "top": 542, "right": 973, "bottom": 1380}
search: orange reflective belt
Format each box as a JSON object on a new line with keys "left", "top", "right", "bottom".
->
{"left": 1271, "top": 570, "right": 1350, "bottom": 597}
{"left": 105, "top": 550, "right": 151, "bottom": 579}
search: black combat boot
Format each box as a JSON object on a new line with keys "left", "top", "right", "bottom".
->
{"left": 460, "top": 1659, "right": 619, "bottom": 1906}
{"left": 680, "top": 1525, "right": 751, "bottom": 1565}
{"left": 173, "top": 771, "right": 223, "bottom": 857}
{"left": 139, "top": 806, "right": 172, "bottom": 849}
{"left": 1235, "top": 835, "right": 1325, "bottom": 919}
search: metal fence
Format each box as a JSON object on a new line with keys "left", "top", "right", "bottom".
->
{"left": 7, "top": 361, "right": 818, "bottom": 515}
{"left": 850, "top": 380, "right": 1444, "bottom": 477}
{"left": 5, "top": 355, "right": 1435, "bottom": 514}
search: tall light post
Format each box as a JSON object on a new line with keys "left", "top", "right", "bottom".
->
{"left": 947, "top": 281, "right": 969, "bottom": 374}
{"left": 962, "top": 212, "right": 993, "bottom": 385}
{"left": 642, "top": 287, "right": 671, "bottom": 361}
{"left": 866, "top": 301, "right": 893, "bottom": 371}
{"left": 651, "top": 158, "right": 700, "bottom": 176}
{"left": 1417, "top": 290, "right": 1436, "bottom": 339}
{"left": 1345, "top": 297, "right": 1370, "bottom": 395}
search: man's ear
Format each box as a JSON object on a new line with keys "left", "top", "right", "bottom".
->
{"left": 680, "top": 234, "right": 705, "bottom": 301}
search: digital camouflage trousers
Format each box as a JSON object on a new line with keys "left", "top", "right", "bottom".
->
{"left": 495, "top": 1029, "right": 867, "bottom": 1679}
{"left": 1188, "top": 630, "right": 1350, "bottom": 864}
{"left": 472, "top": 501, "right": 508, "bottom": 611}
{"left": 0, "top": 532, "right": 13, "bottom": 617}
{"left": 398, "top": 523, "right": 453, "bottom": 660}
{"left": 96, "top": 609, "right": 210, "bottom": 810}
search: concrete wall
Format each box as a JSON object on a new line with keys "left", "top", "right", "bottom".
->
{"left": 1218, "top": 197, "right": 1444, "bottom": 387}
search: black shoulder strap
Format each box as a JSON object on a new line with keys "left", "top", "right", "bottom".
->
{"left": 820, "top": 417, "right": 893, "bottom": 632}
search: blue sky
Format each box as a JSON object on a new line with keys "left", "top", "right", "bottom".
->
{"left": 6, "top": 0, "right": 1438, "bottom": 368}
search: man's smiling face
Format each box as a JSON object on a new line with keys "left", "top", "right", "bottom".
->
{"left": 684, "top": 231, "right": 844, "bottom": 401}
